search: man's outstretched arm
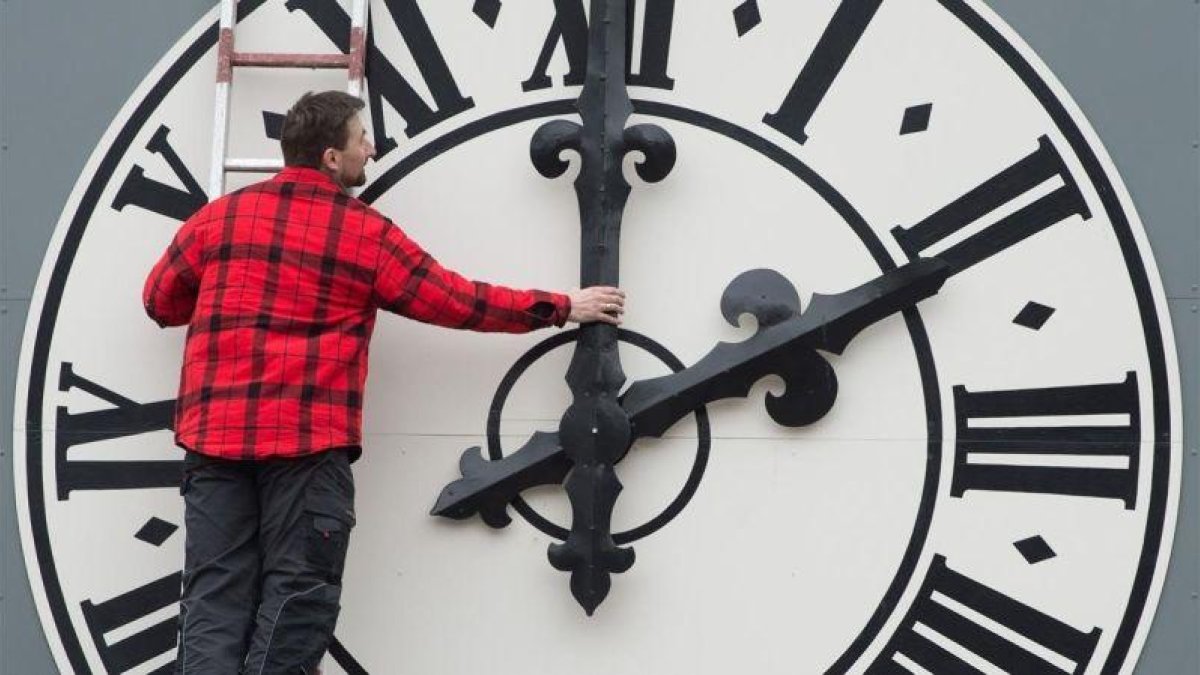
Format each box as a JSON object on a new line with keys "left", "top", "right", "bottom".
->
{"left": 371, "top": 222, "right": 624, "bottom": 331}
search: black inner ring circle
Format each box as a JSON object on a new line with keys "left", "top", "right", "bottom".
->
{"left": 485, "top": 328, "right": 712, "bottom": 544}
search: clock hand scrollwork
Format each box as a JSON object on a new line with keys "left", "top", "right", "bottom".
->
{"left": 522, "top": 0, "right": 676, "bottom": 615}
{"left": 430, "top": 432, "right": 570, "bottom": 529}
{"left": 432, "top": 258, "right": 950, "bottom": 527}
{"left": 621, "top": 257, "right": 950, "bottom": 438}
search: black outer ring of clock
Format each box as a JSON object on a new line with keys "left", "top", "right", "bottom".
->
{"left": 16, "top": 1, "right": 1174, "bottom": 674}
{"left": 483, "top": 327, "right": 712, "bottom": 544}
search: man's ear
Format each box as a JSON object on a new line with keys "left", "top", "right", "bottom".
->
{"left": 321, "top": 147, "right": 339, "bottom": 172}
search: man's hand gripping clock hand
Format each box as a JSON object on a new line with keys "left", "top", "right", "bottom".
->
{"left": 566, "top": 286, "right": 626, "bottom": 325}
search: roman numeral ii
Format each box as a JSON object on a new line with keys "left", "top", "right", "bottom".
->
{"left": 892, "top": 136, "right": 1091, "bottom": 275}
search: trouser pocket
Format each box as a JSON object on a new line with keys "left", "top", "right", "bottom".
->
{"left": 304, "top": 493, "right": 355, "bottom": 584}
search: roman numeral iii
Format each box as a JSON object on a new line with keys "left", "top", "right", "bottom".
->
{"left": 953, "top": 372, "right": 1140, "bottom": 508}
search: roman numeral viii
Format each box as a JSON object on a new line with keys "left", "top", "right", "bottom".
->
{"left": 82, "top": 571, "right": 180, "bottom": 674}
{"left": 953, "top": 372, "right": 1140, "bottom": 508}
{"left": 892, "top": 135, "right": 1091, "bottom": 275}
{"left": 55, "top": 363, "right": 181, "bottom": 500}
{"left": 868, "top": 555, "right": 1100, "bottom": 674}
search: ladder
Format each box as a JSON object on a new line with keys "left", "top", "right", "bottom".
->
{"left": 208, "top": 0, "right": 369, "bottom": 197}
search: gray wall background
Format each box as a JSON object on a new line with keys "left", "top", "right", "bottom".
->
{"left": 0, "top": 1, "right": 1195, "bottom": 672}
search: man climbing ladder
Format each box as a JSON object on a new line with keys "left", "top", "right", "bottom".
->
{"left": 144, "top": 7, "right": 629, "bottom": 669}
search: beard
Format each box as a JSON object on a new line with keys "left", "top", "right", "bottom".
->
{"left": 337, "top": 166, "right": 368, "bottom": 190}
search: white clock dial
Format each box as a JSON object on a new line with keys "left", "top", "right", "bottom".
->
{"left": 13, "top": 2, "right": 1179, "bottom": 674}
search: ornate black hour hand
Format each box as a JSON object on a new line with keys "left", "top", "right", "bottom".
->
{"left": 523, "top": 0, "right": 674, "bottom": 615}
{"left": 621, "top": 257, "right": 951, "bottom": 440}
{"left": 432, "top": 258, "right": 949, "bottom": 528}
{"left": 430, "top": 432, "right": 570, "bottom": 528}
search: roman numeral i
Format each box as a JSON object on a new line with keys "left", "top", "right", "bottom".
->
{"left": 763, "top": 0, "right": 883, "bottom": 145}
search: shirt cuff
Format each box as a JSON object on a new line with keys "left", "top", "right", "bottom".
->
{"left": 552, "top": 292, "right": 571, "bottom": 327}
{"left": 527, "top": 293, "right": 571, "bottom": 328}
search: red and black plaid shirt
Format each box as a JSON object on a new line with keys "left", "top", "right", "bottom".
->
{"left": 144, "top": 167, "right": 569, "bottom": 460}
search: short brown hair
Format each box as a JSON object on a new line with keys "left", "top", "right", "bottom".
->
{"left": 280, "top": 91, "right": 365, "bottom": 168}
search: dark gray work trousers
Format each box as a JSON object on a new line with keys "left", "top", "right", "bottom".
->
{"left": 174, "top": 447, "right": 356, "bottom": 674}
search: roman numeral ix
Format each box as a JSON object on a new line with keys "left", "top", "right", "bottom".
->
{"left": 55, "top": 362, "right": 181, "bottom": 500}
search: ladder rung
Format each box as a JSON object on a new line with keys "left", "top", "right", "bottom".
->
{"left": 231, "top": 52, "right": 351, "bottom": 69}
{"left": 225, "top": 158, "right": 285, "bottom": 173}
{"left": 209, "top": 0, "right": 368, "bottom": 196}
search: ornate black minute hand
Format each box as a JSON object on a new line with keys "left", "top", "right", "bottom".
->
{"left": 432, "top": 257, "right": 949, "bottom": 524}
{"left": 520, "top": 0, "right": 675, "bottom": 615}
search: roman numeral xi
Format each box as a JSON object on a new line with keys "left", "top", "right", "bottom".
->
{"left": 287, "top": 0, "right": 475, "bottom": 159}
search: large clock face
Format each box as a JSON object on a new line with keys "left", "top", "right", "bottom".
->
{"left": 13, "top": 1, "right": 1182, "bottom": 673}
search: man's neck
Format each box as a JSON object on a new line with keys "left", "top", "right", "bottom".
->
{"left": 320, "top": 167, "right": 352, "bottom": 194}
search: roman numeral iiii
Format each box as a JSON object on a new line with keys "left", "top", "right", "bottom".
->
{"left": 869, "top": 555, "right": 1100, "bottom": 674}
